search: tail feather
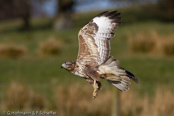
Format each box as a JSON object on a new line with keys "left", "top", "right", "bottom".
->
{"left": 105, "top": 74, "right": 122, "bottom": 81}
{"left": 98, "top": 56, "right": 138, "bottom": 92}
{"left": 108, "top": 79, "right": 129, "bottom": 92}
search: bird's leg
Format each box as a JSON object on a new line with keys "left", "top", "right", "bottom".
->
{"left": 93, "top": 80, "right": 98, "bottom": 98}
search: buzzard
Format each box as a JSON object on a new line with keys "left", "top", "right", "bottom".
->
{"left": 61, "top": 11, "right": 138, "bottom": 98}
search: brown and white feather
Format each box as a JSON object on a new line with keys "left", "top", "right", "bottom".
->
{"left": 77, "top": 11, "right": 121, "bottom": 66}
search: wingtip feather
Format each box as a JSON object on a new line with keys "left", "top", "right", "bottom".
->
{"left": 96, "top": 11, "right": 109, "bottom": 17}
{"left": 125, "top": 70, "right": 138, "bottom": 83}
{"left": 96, "top": 10, "right": 121, "bottom": 23}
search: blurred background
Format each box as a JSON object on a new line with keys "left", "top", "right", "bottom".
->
{"left": 0, "top": 0, "right": 174, "bottom": 116}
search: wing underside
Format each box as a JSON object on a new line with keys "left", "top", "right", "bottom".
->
{"left": 77, "top": 11, "right": 121, "bottom": 67}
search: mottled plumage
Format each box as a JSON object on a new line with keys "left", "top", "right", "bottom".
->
{"left": 61, "top": 11, "right": 138, "bottom": 98}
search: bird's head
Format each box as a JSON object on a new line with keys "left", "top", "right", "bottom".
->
{"left": 61, "top": 61, "right": 76, "bottom": 71}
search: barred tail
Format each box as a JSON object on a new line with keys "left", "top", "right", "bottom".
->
{"left": 98, "top": 56, "right": 138, "bottom": 92}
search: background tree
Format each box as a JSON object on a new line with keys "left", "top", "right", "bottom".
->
{"left": 0, "top": 0, "right": 31, "bottom": 31}
{"left": 158, "top": 0, "right": 174, "bottom": 21}
{"left": 53, "top": 0, "right": 74, "bottom": 30}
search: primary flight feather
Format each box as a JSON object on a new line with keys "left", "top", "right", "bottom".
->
{"left": 61, "top": 10, "right": 138, "bottom": 98}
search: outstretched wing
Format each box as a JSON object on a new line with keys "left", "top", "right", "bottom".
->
{"left": 77, "top": 11, "right": 121, "bottom": 67}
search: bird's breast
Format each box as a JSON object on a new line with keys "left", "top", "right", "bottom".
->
{"left": 73, "top": 64, "right": 88, "bottom": 78}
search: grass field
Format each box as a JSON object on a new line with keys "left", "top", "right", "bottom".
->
{"left": 0, "top": 9, "right": 174, "bottom": 116}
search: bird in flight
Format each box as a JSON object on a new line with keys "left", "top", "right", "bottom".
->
{"left": 61, "top": 11, "right": 138, "bottom": 98}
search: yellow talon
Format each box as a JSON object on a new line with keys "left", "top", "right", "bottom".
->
{"left": 93, "top": 80, "right": 98, "bottom": 98}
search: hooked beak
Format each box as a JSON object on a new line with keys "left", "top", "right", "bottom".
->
{"left": 61, "top": 63, "right": 66, "bottom": 68}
